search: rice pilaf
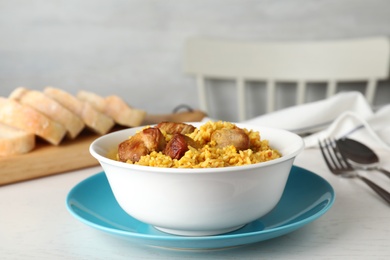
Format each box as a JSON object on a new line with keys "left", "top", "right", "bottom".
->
{"left": 122, "top": 121, "right": 281, "bottom": 168}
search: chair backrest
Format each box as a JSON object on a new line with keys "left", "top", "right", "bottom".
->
{"left": 184, "top": 37, "right": 390, "bottom": 121}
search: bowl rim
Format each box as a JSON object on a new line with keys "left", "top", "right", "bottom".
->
{"left": 89, "top": 122, "right": 305, "bottom": 174}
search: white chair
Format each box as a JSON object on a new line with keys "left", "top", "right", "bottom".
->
{"left": 183, "top": 37, "right": 390, "bottom": 121}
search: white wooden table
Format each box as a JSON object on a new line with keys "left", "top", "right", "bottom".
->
{"left": 1, "top": 148, "right": 390, "bottom": 259}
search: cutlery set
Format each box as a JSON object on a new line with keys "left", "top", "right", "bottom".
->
{"left": 319, "top": 137, "right": 390, "bottom": 204}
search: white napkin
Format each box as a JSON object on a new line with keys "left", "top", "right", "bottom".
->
{"left": 202, "top": 91, "right": 390, "bottom": 151}
{"left": 303, "top": 105, "right": 390, "bottom": 151}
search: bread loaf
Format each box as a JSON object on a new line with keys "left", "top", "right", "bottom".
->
{"left": 0, "top": 123, "right": 35, "bottom": 156}
{"left": 0, "top": 97, "right": 67, "bottom": 145}
{"left": 9, "top": 87, "right": 85, "bottom": 139}
{"left": 77, "top": 90, "right": 146, "bottom": 127}
{"left": 44, "top": 87, "right": 115, "bottom": 135}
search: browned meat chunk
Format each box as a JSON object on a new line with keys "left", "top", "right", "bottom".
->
{"left": 156, "top": 122, "right": 196, "bottom": 135}
{"left": 142, "top": 128, "right": 167, "bottom": 152}
{"left": 164, "top": 134, "right": 200, "bottom": 160}
{"left": 211, "top": 128, "right": 250, "bottom": 151}
{"left": 118, "top": 138, "right": 147, "bottom": 162}
{"left": 118, "top": 128, "right": 166, "bottom": 162}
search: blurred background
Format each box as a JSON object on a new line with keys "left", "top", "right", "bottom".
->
{"left": 1, "top": 0, "right": 390, "bottom": 121}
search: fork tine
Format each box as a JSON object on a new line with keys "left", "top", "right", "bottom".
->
{"left": 327, "top": 138, "right": 354, "bottom": 171}
{"left": 318, "top": 138, "right": 337, "bottom": 173}
{"left": 319, "top": 138, "right": 355, "bottom": 174}
{"left": 324, "top": 138, "right": 340, "bottom": 170}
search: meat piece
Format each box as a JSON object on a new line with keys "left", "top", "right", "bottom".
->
{"left": 118, "top": 137, "right": 148, "bottom": 162}
{"left": 211, "top": 128, "right": 250, "bottom": 151}
{"left": 142, "top": 128, "right": 167, "bottom": 152}
{"left": 164, "top": 134, "right": 199, "bottom": 160}
{"left": 156, "top": 122, "right": 196, "bottom": 135}
{"left": 118, "top": 128, "right": 166, "bottom": 162}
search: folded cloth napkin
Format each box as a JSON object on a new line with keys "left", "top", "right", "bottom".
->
{"left": 202, "top": 91, "right": 390, "bottom": 151}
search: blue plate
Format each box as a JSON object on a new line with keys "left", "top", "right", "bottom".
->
{"left": 66, "top": 166, "right": 334, "bottom": 250}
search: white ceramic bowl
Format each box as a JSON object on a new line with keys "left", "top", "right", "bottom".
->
{"left": 90, "top": 123, "right": 304, "bottom": 236}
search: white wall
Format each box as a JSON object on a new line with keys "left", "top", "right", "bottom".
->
{"left": 1, "top": 0, "right": 389, "bottom": 121}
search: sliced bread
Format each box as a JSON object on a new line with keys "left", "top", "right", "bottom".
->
{"left": 105, "top": 95, "right": 146, "bottom": 127}
{"left": 77, "top": 90, "right": 106, "bottom": 112}
{"left": 0, "top": 122, "right": 35, "bottom": 156}
{"left": 44, "top": 87, "right": 115, "bottom": 135}
{"left": 0, "top": 97, "right": 67, "bottom": 145}
{"left": 9, "top": 87, "right": 85, "bottom": 139}
{"left": 77, "top": 90, "right": 146, "bottom": 127}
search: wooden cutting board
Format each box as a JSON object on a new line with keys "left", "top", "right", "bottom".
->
{"left": 0, "top": 130, "right": 106, "bottom": 186}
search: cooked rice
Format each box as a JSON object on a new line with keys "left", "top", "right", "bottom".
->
{"left": 122, "top": 121, "right": 281, "bottom": 168}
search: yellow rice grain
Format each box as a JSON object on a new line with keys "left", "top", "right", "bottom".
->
{"left": 123, "top": 121, "right": 281, "bottom": 168}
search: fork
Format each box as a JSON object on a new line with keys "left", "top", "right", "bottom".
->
{"left": 319, "top": 138, "right": 390, "bottom": 204}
